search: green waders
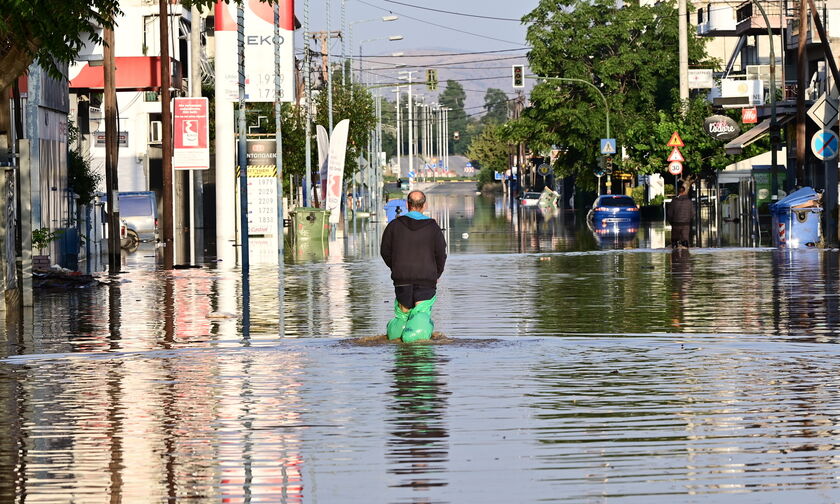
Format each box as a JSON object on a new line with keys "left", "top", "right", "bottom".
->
{"left": 386, "top": 296, "right": 437, "bottom": 342}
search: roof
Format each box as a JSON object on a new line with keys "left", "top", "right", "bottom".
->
{"left": 724, "top": 115, "right": 794, "bottom": 155}
{"left": 69, "top": 57, "right": 182, "bottom": 92}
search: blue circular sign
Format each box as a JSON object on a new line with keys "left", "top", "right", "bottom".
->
{"left": 811, "top": 130, "right": 839, "bottom": 161}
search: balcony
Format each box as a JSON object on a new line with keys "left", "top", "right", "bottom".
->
{"left": 697, "top": 4, "right": 738, "bottom": 36}
{"left": 735, "top": 1, "right": 783, "bottom": 35}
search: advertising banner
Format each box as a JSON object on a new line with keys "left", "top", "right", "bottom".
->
{"left": 326, "top": 120, "right": 350, "bottom": 225}
{"left": 173, "top": 97, "right": 210, "bottom": 170}
{"left": 214, "top": 0, "right": 295, "bottom": 102}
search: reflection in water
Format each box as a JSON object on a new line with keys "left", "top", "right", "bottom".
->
{"left": 3, "top": 183, "right": 840, "bottom": 500}
{"left": 387, "top": 345, "right": 449, "bottom": 495}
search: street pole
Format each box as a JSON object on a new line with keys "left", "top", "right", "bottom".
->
{"left": 796, "top": 0, "right": 807, "bottom": 184}
{"left": 103, "top": 27, "right": 120, "bottom": 275}
{"left": 189, "top": 5, "right": 201, "bottom": 266}
{"left": 237, "top": 4, "right": 250, "bottom": 270}
{"left": 407, "top": 73, "right": 414, "bottom": 179}
{"left": 303, "top": 0, "right": 312, "bottom": 207}
{"left": 274, "top": 2, "right": 285, "bottom": 258}
{"left": 395, "top": 87, "right": 402, "bottom": 178}
{"left": 326, "top": 0, "right": 334, "bottom": 134}
{"left": 678, "top": 0, "right": 689, "bottom": 105}
{"left": 159, "top": 0, "right": 174, "bottom": 270}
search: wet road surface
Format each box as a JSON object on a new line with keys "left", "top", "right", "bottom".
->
{"left": 1, "top": 182, "right": 840, "bottom": 502}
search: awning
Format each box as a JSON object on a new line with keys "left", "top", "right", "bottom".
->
{"left": 69, "top": 56, "right": 182, "bottom": 92}
{"left": 724, "top": 115, "right": 793, "bottom": 155}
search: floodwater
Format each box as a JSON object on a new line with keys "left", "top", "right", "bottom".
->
{"left": 2, "top": 182, "right": 840, "bottom": 503}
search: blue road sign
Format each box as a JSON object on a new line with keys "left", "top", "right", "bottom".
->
{"left": 466, "top": 161, "right": 473, "bottom": 168}
{"left": 600, "top": 138, "right": 617, "bottom": 155}
{"left": 408, "top": 170, "right": 416, "bottom": 178}
{"left": 811, "top": 130, "right": 839, "bottom": 161}
{"left": 494, "top": 171, "right": 503, "bottom": 181}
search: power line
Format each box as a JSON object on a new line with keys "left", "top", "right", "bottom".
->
{"left": 383, "top": 0, "right": 522, "bottom": 21}
{"left": 355, "top": 0, "right": 525, "bottom": 46}
{"left": 344, "top": 47, "right": 529, "bottom": 59}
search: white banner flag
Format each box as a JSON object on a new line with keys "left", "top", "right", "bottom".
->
{"left": 326, "top": 120, "right": 350, "bottom": 224}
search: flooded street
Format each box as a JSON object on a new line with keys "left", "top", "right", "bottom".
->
{"left": 1, "top": 182, "right": 840, "bottom": 502}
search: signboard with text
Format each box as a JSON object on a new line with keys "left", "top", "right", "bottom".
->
{"left": 214, "top": 0, "right": 295, "bottom": 102}
{"left": 173, "top": 97, "right": 210, "bottom": 170}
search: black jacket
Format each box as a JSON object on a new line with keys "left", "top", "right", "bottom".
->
{"left": 668, "top": 194, "right": 695, "bottom": 225}
{"left": 380, "top": 216, "right": 447, "bottom": 287}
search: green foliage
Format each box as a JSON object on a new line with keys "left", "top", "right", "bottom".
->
{"left": 467, "top": 125, "right": 509, "bottom": 188}
{"left": 482, "top": 88, "right": 510, "bottom": 125}
{"left": 315, "top": 77, "right": 376, "bottom": 181}
{"left": 624, "top": 97, "right": 766, "bottom": 180}
{"left": 32, "top": 227, "right": 63, "bottom": 252}
{"left": 508, "top": 0, "right": 715, "bottom": 188}
{"left": 439, "top": 80, "right": 470, "bottom": 154}
{"left": 0, "top": 0, "right": 121, "bottom": 89}
{"left": 630, "top": 185, "right": 646, "bottom": 206}
{"left": 649, "top": 194, "right": 666, "bottom": 206}
{"left": 67, "top": 121, "right": 101, "bottom": 206}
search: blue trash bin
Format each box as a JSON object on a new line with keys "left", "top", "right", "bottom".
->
{"left": 384, "top": 199, "right": 407, "bottom": 222}
{"left": 770, "top": 187, "right": 822, "bottom": 248}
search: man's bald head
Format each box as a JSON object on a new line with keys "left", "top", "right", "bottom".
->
{"left": 407, "top": 191, "right": 427, "bottom": 211}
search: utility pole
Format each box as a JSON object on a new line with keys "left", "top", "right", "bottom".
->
{"left": 274, "top": 2, "right": 285, "bottom": 257}
{"left": 395, "top": 87, "right": 401, "bottom": 178}
{"left": 104, "top": 27, "right": 120, "bottom": 275}
{"left": 159, "top": 0, "right": 174, "bottom": 269}
{"left": 237, "top": 3, "right": 250, "bottom": 270}
{"left": 796, "top": 0, "right": 808, "bottom": 184}
{"left": 678, "top": 0, "right": 689, "bottom": 104}
{"left": 303, "top": 0, "right": 312, "bottom": 207}
{"left": 310, "top": 30, "right": 342, "bottom": 131}
{"left": 189, "top": 5, "right": 202, "bottom": 266}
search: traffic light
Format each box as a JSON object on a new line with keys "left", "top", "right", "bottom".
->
{"left": 605, "top": 156, "right": 613, "bottom": 174}
{"left": 512, "top": 65, "right": 524, "bottom": 88}
{"left": 426, "top": 69, "right": 438, "bottom": 91}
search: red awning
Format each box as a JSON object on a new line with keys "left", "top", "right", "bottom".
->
{"left": 69, "top": 56, "right": 182, "bottom": 92}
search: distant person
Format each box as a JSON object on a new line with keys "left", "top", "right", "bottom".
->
{"left": 667, "top": 185, "right": 695, "bottom": 248}
{"left": 380, "top": 190, "right": 447, "bottom": 342}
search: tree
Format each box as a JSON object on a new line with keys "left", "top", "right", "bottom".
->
{"left": 314, "top": 76, "right": 376, "bottom": 181}
{"left": 506, "top": 0, "right": 714, "bottom": 187}
{"left": 482, "top": 88, "right": 509, "bottom": 125}
{"left": 438, "top": 80, "right": 469, "bottom": 154}
{"left": 0, "top": 0, "right": 239, "bottom": 91}
{"left": 624, "top": 97, "right": 767, "bottom": 185}
{"left": 467, "top": 124, "right": 509, "bottom": 187}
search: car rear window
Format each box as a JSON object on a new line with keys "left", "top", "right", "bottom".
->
{"left": 598, "top": 196, "right": 635, "bottom": 207}
{"left": 120, "top": 196, "right": 152, "bottom": 217}
{"left": 524, "top": 193, "right": 540, "bottom": 199}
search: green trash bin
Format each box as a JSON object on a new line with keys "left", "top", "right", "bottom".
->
{"left": 289, "top": 207, "right": 330, "bottom": 243}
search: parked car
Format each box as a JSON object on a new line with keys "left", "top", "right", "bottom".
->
{"left": 587, "top": 195, "right": 640, "bottom": 223}
{"left": 120, "top": 219, "right": 140, "bottom": 251}
{"left": 520, "top": 192, "right": 541, "bottom": 207}
{"left": 118, "top": 191, "right": 158, "bottom": 242}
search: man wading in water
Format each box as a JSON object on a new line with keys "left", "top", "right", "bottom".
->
{"left": 380, "top": 190, "right": 447, "bottom": 342}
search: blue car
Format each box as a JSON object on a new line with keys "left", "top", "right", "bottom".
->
{"left": 587, "top": 195, "right": 640, "bottom": 224}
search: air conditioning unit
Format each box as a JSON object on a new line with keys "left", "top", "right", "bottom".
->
{"left": 149, "top": 121, "right": 162, "bottom": 143}
{"left": 746, "top": 64, "right": 771, "bottom": 82}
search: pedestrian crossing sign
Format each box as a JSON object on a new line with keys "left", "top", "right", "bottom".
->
{"left": 600, "top": 138, "right": 616, "bottom": 155}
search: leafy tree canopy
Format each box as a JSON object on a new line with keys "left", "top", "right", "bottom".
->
{"left": 482, "top": 88, "right": 510, "bottom": 125}
{"left": 508, "top": 0, "right": 714, "bottom": 183}
{"left": 0, "top": 0, "right": 256, "bottom": 91}
{"left": 467, "top": 124, "right": 509, "bottom": 187}
{"left": 438, "top": 80, "right": 470, "bottom": 154}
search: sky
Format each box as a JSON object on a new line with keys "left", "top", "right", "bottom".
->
{"left": 295, "top": 0, "right": 540, "bottom": 109}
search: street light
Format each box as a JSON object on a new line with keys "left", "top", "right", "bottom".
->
{"left": 346, "top": 14, "right": 399, "bottom": 85}
{"left": 399, "top": 70, "right": 417, "bottom": 180}
{"left": 359, "top": 35, "right": 403, "bottom": 85}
